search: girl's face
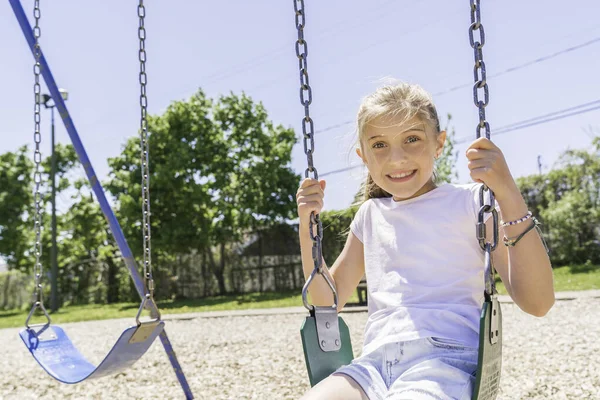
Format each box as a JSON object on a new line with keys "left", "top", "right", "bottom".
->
{"left": 356, "top": 115, "right": 446, "bottom": 201}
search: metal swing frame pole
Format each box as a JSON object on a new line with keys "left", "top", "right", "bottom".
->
{"left": 8, "top": 1, "right": 194, "bottom": 398}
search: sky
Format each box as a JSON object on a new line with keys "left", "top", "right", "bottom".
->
{"left": 1, "top": 0, "right": 599, "bottom": 219}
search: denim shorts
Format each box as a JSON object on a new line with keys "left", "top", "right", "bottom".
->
{"left": 333, "top": 337, "right": 478, "bottom": 400}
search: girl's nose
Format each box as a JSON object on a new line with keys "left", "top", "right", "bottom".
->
{"left": 390, "top": 145, "right": 409, "bottom": 161}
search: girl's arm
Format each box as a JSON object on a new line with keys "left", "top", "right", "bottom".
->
{"left": 487, "top": 187, "right": 555, "bottom": 317}
{"left": 466, "top": 137, "right": 555, "bottom": 317}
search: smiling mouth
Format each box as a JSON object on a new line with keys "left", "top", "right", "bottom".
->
{"left": 386, "top": 170, "right": 417, "bottom": 182}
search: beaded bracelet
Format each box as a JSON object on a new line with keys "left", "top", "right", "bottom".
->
{"left": 503, "top": 217, "right": 550, "bottom": 253}
{"left": 500, "top": 210, "right": 532, "bottom": 227}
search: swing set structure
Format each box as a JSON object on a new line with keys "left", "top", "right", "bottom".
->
{"left": 10, "top": 0, "right": 502, "bottom": 399}
{"left": 9, "top": 0, "right": 194, "bottom": 399}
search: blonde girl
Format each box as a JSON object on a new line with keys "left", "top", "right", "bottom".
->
{"left": 296, "top": 82, "right": 554, "bottom": 400}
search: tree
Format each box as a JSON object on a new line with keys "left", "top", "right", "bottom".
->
{"left": 516, "top": 136, "right": 600, "bottom": 265}
{"left": 106, "top": 89, "right": 300, "bottom": 295}
{"left": 435, "top": 113, "right": 459, "bottom": 184}
{"left": 541, "top": 190, "right": 599, "bottom": 265}
{"left": 0, "top": 146, "right": 33, "bottom": 270}
{"left": 57, "top": 176, "right": 121, "bottom": 304}
{"left": 0, "top": 144, "right": 122, "bottom": 306}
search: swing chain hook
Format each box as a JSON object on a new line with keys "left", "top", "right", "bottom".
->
{"left": 294, "top": 0, "right": 338, "bottom": 312}
{"left": 138, "top": 0, "right": 155, "bottom": 303}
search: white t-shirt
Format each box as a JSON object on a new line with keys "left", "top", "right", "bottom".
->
{"left": 350, "top": 183, "right": 498, "bottom": 355}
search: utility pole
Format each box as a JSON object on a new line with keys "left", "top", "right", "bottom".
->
{"left": 537, "top": 155, "right": 542, "bottom": 175}
{"left": 42, "top": 88, "right": 68, "bottom": 313}
{"left": 50, "top": 104, "right": 58, "bottom": 312}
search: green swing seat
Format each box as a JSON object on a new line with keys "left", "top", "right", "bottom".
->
{"left": 300, "top": 307, "right": 354, "bottom": 387}
{"left": 300, "top": 295, "right": 503, "bottom": 396}
{"left": 473, "top": 295, "right": 503, "bottom": 400}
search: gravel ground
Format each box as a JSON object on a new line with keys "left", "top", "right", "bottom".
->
{"left": 1, "top": 295, "right": 599, "bottom": 400}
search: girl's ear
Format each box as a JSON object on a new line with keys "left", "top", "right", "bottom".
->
{"left": 356, "top": 147, "right": 367, "bottom": 164}
{"left": 436, "top": 130, "right": 447, "bottom": 157}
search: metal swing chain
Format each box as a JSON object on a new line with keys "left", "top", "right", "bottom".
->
{"left": 469, "top": 0, "right": 499, "bottom": 296}
{"left": 31, "top": 0, "right": 45, "bottom": 312}
{"left": 294, "top": 0, "right": 322, "bottom": 266}
{"left": 294, "top": 0, "right": 338, "bottom": 310}
{"left": 138, "top": 0, "right": 154, "bottom": 301}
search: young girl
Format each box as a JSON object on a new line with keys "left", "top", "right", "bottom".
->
{"left": 296, "top": 82, "right": 554, "bottom": 400}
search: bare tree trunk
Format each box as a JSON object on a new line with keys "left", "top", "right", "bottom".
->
{"left": 106, "top": 256, "right": 119, "bottom": 303}
{"left": 2, "top": 273, "right": 10, "bottom": 309}
{"left": 258, "top": 230, "right": 264, "bottom": 293}
{"left": 208, "top": 244, "right": 227, "bottom": 295}
{"left": 201, "top": 250, "right": 211, "bottom": 297}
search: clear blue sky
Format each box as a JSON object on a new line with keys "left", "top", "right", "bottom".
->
{"left": 1, "top": 0, "right": 599, "bottom": 215}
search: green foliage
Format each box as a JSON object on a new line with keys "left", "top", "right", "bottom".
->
{"left": 517, "top": 137, "right": 600, "bottom": 266}
{"left": 0, "top": 270, "right": 30, "bottom": 310}
{"left": 320, "top": 206, "right": 359, "bottom": 267}
{"left": 541, "top": 191, "right": 599, "bottom": 264}
{"left": 0, "top": 142, "right": 129, "bottom": 307}
{"left": 1, "top": 89, "right": 300, "bottom": 306}
{"left": 435, "top": 114, "right": 459, "bottom": 184}
{"left": 56, "top": 178, "right": 122, "bottom": 305}
{"left": 106, "top": 89, "right": 300, "bottom": 295}
{"left": 0, "top": 146, "right": 33, "bottom": 270}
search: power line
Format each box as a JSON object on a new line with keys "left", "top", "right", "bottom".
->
{"left": 320, "top": 101, "right": 600, "bottom": 177}
{"left": 434, "top": 36, "right": 600, "bottom": 96}
{"left": 314, "top": 36, "right": 600, "bottom": 136}
{"left": 455, "top": 100, "right": 600, "bottom": 144}
{"left": 321, "top": 165, "right": 362, "bottom": 178}
{"left": 486, "top": 100, "right": 600, "bottom": 132}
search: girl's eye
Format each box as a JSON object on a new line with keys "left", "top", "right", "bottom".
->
{"left": 372, "top": 142, "right": 386, "bottom": 149}
{"left": 406, "top": 136, "right": 420, "bottom": 144}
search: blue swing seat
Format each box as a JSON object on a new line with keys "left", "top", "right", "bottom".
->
{"left": 19, "top": 321, "right": 165, "bottom": 384}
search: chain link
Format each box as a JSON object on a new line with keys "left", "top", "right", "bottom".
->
{"left": 294, "top": 0, "right": 323, "bottom": 267}
{"left": 294, "top": 0, "right": 318, "bottom": 181}
{"left": 470, "top": 0, "right": 499, "bottom": 296}
{"left": 32, "top": 0, "right": 44, "bottom": 309}
{"left": 138, "top": 0, "right": 154, "bottom": 300}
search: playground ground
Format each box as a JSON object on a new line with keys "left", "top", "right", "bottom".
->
{"left": 1, "top": 291, "right": 599, "bottom": 399}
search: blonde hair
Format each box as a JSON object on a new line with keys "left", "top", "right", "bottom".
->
{"left": 355, "top": 81, "right": 442, "bottom": 204}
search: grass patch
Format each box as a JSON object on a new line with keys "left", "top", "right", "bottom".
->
{"left": 1, "top": 264, "right": 597, "bottom": 329}
{"left": 495, "top": 263, "right": 600, "bottom": 295}
{"left": 0, "top": 291, "right": 298, "bottom": 329}
{"left": 0, "top": 290, "right": 362, "bottom": 329}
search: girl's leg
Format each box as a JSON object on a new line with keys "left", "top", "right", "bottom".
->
{"left": 384, "top": 338, "right": 478, "bottom": 400}
{"left": 300, "top": 374, "right": 369, "bottom": 400}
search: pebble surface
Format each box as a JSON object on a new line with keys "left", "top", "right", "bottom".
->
{"left": 1, "top": 296, "right": 598, "bottom": 399}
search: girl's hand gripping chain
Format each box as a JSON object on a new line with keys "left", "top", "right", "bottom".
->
{"left": 466, "top": 137, "right": 519, "bottom": 201}
{"left": 296, "top": 178, "right": 327, "bottom": 226}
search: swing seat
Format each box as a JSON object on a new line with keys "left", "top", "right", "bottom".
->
{"left": 300, "top": 314, "right": 353, "bottom": 387}
{"left": 472, "top": 297, "right": 502, "bottom": 400}
{"left": 19, "top": 321, "right": 165, "bottom": 384}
